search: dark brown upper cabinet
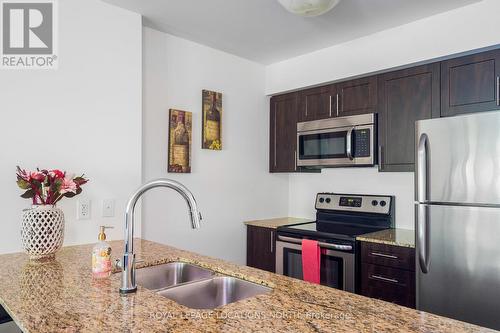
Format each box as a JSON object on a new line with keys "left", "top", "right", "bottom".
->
{"left": 378, "top": 64, "right": 440, "bottom": 172}
{"left": 270, "top": 93, "right": 298, "bottom": 173}
{"left": 337, "top": 76, "right": 378, "bottom": 117}
{"left": 441, "top": 50, "right": 500, "bottom": 117}
{"left": 298, "top": 85, "right": 336, "bottom": 122}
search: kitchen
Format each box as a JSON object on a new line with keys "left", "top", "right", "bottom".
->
{"left": 1, "top": 0, "right": 500, "bottom": 332}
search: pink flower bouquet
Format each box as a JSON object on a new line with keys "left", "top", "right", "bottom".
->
{"left": 16, "top": 166, "right": 89, "bottom": 205}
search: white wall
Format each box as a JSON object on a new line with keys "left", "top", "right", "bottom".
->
{"left": 142, "top": 27, "right": 289, "bottom": 265}
{"left": 289, "top": 168, "right": 414, "bottom": 230}
{"left": 0, "top": 0, "right": 142, "bottom": 254}
{"left": 266, "top": 0, "right": 500, "bottom": 94}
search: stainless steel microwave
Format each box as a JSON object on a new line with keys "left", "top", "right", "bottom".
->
{"left": 297, "top": 113, "right": 376, "bottom": 167}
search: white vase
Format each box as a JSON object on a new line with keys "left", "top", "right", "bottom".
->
{"left": 21, "top": 205, "right": 65, "bottom": 260}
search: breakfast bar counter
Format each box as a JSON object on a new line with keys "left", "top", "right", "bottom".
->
{"left": 0, "top": 239, "right": 494, "bottom": 332}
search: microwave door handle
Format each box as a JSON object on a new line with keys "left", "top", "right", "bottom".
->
{"left": 346, "top": 127, "right": 354, "bottom": 160}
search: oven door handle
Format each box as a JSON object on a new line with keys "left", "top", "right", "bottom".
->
{"left": 277, "top": 235, "right": 353, "bottom": 251}
{"left": 346, "top": 127, "right": 354, "bottom": 160}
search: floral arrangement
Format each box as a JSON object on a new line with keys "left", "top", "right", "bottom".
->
{"left": 16, "top": 166, "right": 89, "bottom": 205}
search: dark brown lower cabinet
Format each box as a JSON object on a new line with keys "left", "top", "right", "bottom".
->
{"left": 246, "top": 225, "right": 276, "bottom": 273}
{"left": 360, "top": 241, "right": 415, "bottom": 308}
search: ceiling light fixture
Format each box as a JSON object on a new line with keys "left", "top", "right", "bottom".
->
{"left": 277, "top": 0, "right": 341, "bottom": 17}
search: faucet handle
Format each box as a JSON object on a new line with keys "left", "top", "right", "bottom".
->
{"left": 114, "top": 258, "right": 144, "bottom": 271}
{"left": 114, "top": 259, "right": 123, "bottom": 270}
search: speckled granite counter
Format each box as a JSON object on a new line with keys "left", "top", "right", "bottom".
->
{"left": 356, "top": 228, "right": 415, "bottom": 248}
{"left": 0, "top": 239, "right": 493, "bottom": 332}
{"left": 244, "top": 217, "right": 311, "bottom": 229}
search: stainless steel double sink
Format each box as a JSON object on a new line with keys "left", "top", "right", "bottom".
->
{"left": 135, "top": 262, "right": 271, "bottom": 309}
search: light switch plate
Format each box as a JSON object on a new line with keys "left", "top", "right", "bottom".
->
{"left": 102, "top": 199, "right": 115, "bottom": 218}
{"left": 77, "top": 199, "right": 91, "bottom": 220}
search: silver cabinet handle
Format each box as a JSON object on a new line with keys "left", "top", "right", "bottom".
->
{"left": 371, "top": 275, "right": 399, "bottom": 284}
{"left": 496, "top": 76, "right": 499, "bottom": 106}
{"left": 346, "top": 127, "right": 354, "bottom": 160}
{"left": 277, "top": 235, "right": 352, "bottom": 251}
{"left": 294, "top": 150, "right": 297, "bottom": 171}
{"left": 329, "top": 95, "right": 332, "bottom": 117}
{"left": 270, "top": 231, "right": 274, "bottom": 253}
{"left": 378, "top": 145, "right": 383, "bottom": 171}
{"left": 273, "top": 106, "right": 277, "bottom": 167}
{"left": 371, "top": 252, "right": 398, "bottom": 259}
{"left": 336, "top": 93, "right": 339, "bottom": 117}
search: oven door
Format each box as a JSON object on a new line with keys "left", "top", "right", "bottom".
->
{"left": 275, "top": 236, "right": 355, "bottom": 292}
{"left": 297, "top": 124, "right": 374, "bottom": 167}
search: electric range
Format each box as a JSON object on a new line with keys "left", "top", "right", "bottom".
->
{"left": 275, "top": 193, "right": 394, "bottom": 293}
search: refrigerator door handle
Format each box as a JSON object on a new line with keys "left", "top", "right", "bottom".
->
{"left": 417, "top": 133, "right": 429, "bottom": 203}
{"left": 417, "top": 204, "right": 430, "bottom": 274}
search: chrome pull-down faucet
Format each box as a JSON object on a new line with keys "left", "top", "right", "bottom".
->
{"left": 118, "top": 179, "right": 202, "bottom": 294}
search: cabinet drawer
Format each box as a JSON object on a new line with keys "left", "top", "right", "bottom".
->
{"left": 361, "top": 263, "right": 415, "bottom": 308}
{"left": 361, "top": 242, "right": 415, "bottom": 271}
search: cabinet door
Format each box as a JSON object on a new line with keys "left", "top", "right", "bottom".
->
{"left": 441, "top": 50, "right": 500, "bottom": 117}
{"left": 360, "top": 242, "right": 416, "bottom": 308}
{"left": 270, "top": 93, "right": 298, "bottom": 173}
{"left": 298, "top": 85, "right": 336, "bottom": 122}
{"left": 337, "top": 76, "right": 377, "bottom": 116}
{"left": 246, "top": 226, "right": 275, "bottom": 273}
{"left": 360, "top": 263, "right": 415, "bottom": 308}
{"left": 378, "top": 64, "right": 440, "bottom": 172}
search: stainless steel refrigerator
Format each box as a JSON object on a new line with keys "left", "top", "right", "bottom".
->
{"left": 415, "top": 111, "right": 500, "bottom": 330}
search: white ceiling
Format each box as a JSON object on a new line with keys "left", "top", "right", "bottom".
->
{"left": 103, "top": 0, "right": 480, "bottom": 64}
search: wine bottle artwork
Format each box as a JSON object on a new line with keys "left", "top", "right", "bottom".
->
{"left": 202, "top": 90, "right": 222, "bottom": 150}
{"left": 168, "top": 109, "right": 192, "bottom": 173}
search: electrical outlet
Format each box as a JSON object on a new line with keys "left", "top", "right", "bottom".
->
{"left": 102, "top": 199, "right": 115, "bottom": 217}
{"left": 77, "top": 199, "right": 91, "bottom": 220}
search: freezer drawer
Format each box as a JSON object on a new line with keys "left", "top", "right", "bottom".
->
{"left": 416, "top": 203, "right": 500, "bottom": 330}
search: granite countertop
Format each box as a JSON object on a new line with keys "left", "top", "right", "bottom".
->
{"left": 356, "top": 228, "right": 415, "bottom": 248}
{"left": 0, "top": 239, "right": 493, "bottom": 333}
{"left": 244, "top": 217, "right": 311, "bottom": 229}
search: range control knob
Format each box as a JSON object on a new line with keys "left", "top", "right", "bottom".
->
{"left": 371, "top": 200, "right": 378, "bottom": 206}
{"left": 380, "top": 200, "right": 387, "bottom": 207}
{"left": 325, "top": 198, "right": 331, "bottom": 203}
{"left": 319, "top": 197, "right": 325, "bottom": 203}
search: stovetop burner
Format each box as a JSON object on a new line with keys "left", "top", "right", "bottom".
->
{"left": 284, "top": 221, "right": 387, "bottom": 238}
{"left": 277, "top": 193, "right": 395, "bottom": 243}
